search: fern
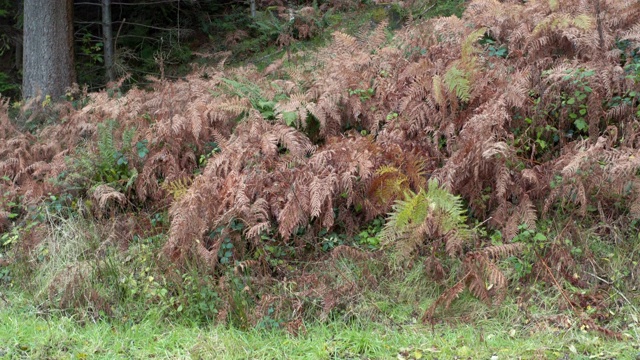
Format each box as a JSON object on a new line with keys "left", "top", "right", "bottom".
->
{"left": 94, "top": 119, "right": 135, "bottom": 189}
{"left": 382, "top": 179, "right": 471, "bottom": 260}
{"left": 161, "top": 177, "right": 192, "bottom": 201}
{"left": 444, "top": 65, "right": 471, "bottom": 102}
{"left": 461, "top": 27, "right": 486, "bottom": 61}
{"left": 371, "top": 165, "right": 410, "bottom": 205}
{"left": 97, "top": 119, "right": 118, "bottom": 171}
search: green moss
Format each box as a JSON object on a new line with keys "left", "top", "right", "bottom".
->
{"left": 370, "top": 7, "right": 388, "bottom": 23}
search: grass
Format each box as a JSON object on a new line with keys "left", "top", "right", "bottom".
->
{"left": 1, "top": 289, "right": 637, "bottom": 359}
{"left": 2, "top": 214, "right": 640, "bottom": 359}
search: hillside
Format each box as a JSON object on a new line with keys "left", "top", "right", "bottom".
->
{"left": 1, "top": 0, "right": 640, "bottom": 357}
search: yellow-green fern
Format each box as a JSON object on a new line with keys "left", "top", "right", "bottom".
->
{"left": 444, "top": 65, "right": 471, "bottom": 103}
{"left": 161, "top": 177, "right": 192, "bottom": 201}
{"left": 381, "top": 179, "right": 472, "bottom": 260}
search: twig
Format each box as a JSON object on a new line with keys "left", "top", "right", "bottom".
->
{"left": 472, "top": 217, "right": 492, "bottom": 231}
{"left": 585, "top": 271, "right": 638, "bottom": 314}
{"left": 534, "top": 250, "right": 576, "bottom": 312}
{"left": 417, "top": 4, "right": 436, "bottom": 18}
{"left": 115, "top": 18, "right": 126, "bottom": 46}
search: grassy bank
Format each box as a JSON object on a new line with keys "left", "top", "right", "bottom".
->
{"left": 1, "top": 290, "right": 637, "bottom": 359}
{"left": 3, "top": 1, "right": 640, "bottom": 359}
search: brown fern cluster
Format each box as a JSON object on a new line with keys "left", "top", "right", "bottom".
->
{"left": 164, "top": 115, "right": 397, "bottom": 266}
{"left": 2, "top": 0, "right": 640, "bottom": 326}
{"left": 0, "top": 55, "right": 257, "bottom": 216}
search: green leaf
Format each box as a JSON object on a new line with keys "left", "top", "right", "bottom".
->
{"left": 258, "top": 100, "right": 275, "bottom": 109}
{"left": 566, "top": 97, "right": 575, "bottom": 105}
{"left": 533, "top": 233, "right": 547, "bottom": 241}
{"left": 283, "top": 111, "right": 297, "bottom": 126}
{"left": 444, "top": 65, "right": 471, "bottom": 102}
{"left": 574, "top": 118, "right": 588, "bottom": 131}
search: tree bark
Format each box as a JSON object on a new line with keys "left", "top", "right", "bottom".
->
{"left": 102, "top": 0, "right": 115, "bottom": 83}
{"left": 22, "top": 0, "right": 75, "bottom": 100}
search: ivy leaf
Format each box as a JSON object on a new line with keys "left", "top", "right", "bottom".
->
{"left": 574, "top": 118, "right": 588, "bottom": 131}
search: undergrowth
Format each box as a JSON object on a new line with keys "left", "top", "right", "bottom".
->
{"left": 1, "top": 0, "right": 640, "bottom": 347}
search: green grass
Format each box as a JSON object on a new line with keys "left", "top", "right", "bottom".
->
{"left": 1, "top": 290, "right": 637, "bottom": 359}
{"left": 2, "top": 214, "right": 639, "bottom": 359}
{"left": 417, "top": 0, "right": 468, "bottom": 19}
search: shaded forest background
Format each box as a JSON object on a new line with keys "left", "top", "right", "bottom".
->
{"left": 0, "top": 0, "right": 462, "bottom": 99}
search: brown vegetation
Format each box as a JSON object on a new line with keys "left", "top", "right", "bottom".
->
{"left": 1, "top": 0, "right": 640, "bottom": 330}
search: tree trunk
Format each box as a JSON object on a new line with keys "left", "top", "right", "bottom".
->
{"left": 102, "top": 0, "right": 115, "bottom": 83}
{"left": 22, "top": 0, "right": 75, "bottom": 100}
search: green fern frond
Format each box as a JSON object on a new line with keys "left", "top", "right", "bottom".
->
{"left": 161, "top": 177, "right": 192, "bottom": 201}
{"left": 444, "top": 65, "right": 471, "bottom": 102}
{"left": 382, "top": 179, "right": 471, "bottom": 258}
{"left": 97, "top": 119, "right": 118, "bottom": 169}
{"left": 383, "top": 189, "right": 427, "bottom": 241}
{"left": 461, "top": 28, "right": 486, "bottom": 61}
{"left": 121, "top": 126, "right": 136, "bottom": 154}
{"left": 572, "top": 14, "right": 594, "bottom": 30}
{"left": 376, "top": 165, "right": 403, "bottom": 176}
{"left": 534, "top": 13, "right": 594, "bottom": 35}
{"left": 221, "top": 77, "right": 264, "bottom": 104}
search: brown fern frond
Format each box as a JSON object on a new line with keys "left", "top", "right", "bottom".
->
{"left": 331, "top": 245, "right": 371, "bottom": 261}
{"left": 467, "top": 266, "right": 491, "bottom": 305}
{"left": 0, "top": 210, "right": 9, "bottom": 232}
{"left": 234, "top": 260, "right": 260, "bottom": 275}
{"left": 444, "top": 229, "right": 464, "bottom": 257}
{"left": 482, "top": 243, "right": 525, "bottom": 259}
{"left": 91, "top": 185, "right": 126, "bottom": 214}
{"left": 422, "top": 279, "right": 466, "bottom": 323}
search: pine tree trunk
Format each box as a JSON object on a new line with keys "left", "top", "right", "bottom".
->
{"left": 250, "top": 0, "right": 256, "bottom": 18}
{"left": 102, "top": 0, "right": 115, "bottom": 83}
{"left": 22, "top": 0, "right": 75, "bottom": 100}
